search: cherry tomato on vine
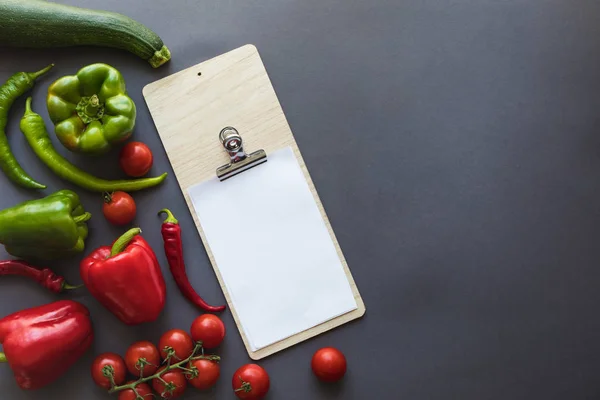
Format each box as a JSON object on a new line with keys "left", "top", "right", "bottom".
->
{"left": 152, "top": 367, "right": 187, "bottom": 399}
{"left": 91, "top": 352, "right": 126, "bottom": 389}
{"left": 119, "top": 141, "right": 154, "bottom": 177}
{"left": 187, "top": 359, "right": 220, "bottom": 390}
{"left": 232, "top": 364, "right": 270, "bottom": 400}
{"left": 190, "top": 314, "right": 226, "bottom": 349}
{"left": 311, "top": 347, "right": 347, "bottom": 382}
{"left": 118, "top": 382, "right": 153, "bottom": 400}
{"left": 103, "top": 191, "right": 136, "bottom": 226}
{"left": 125, "top": 341, "right": 160, "bottom": 377}
{"left": 159, "top": 329, "right": 194, "bottom": 361}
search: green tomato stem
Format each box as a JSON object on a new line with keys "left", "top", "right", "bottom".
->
{"left": 0, "top": 352, "right": 6, "bottom": 363}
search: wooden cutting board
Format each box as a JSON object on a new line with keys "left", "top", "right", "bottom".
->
{"left": 143, "top": 44, "right": 365, "bottom": 359}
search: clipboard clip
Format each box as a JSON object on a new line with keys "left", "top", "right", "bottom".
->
{"left": 216, "top": 127, "right": 267, "bottom": 181}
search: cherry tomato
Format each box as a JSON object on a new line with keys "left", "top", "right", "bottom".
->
{"left": 103, "top": 191, "right": 136, "bottom": 226}
{"left": 125, "top": 341, "right": 160, "bottom": 377}
{"left": 91, "top": 352, "right": 126, "bottom": 389}
{"left": 187, "top": 359, "right": 220, "bottom": 390}
{"left": 190, "top": 314, "right": 226, "bottom": 349}
{"left": 119, "top": 141, "right": 154, "bottom": 177}
{"left": 232, "top": 364, "right": 270, "bottom": 400}
{"left": 311, "top": 347, "right": 347, "bottom": 382}
{"left": 118, "top": 382, "right": 153, "bottom": 400}
{"left": 159, "top": 329, "right": 194, "bottom": 361}
{"left": 152, "top": 367, "right": 187, "bottom": 399}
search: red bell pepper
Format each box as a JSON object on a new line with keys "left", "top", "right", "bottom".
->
{"left": 0, "top": 300, "right": 93, "bottom": 390}
{"left": 80, "top": 227, "right": 166, "bottom": 325}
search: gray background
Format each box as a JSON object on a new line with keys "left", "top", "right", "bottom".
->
{"left": 1, "top": 0, "right": 600, "bottom": 399}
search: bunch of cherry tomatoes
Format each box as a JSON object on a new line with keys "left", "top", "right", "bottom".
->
{"left": 91, "top": 312, "right": 348, "bottom": 400}
{"left": 91, "top": 314, "right": 226, "bottom": 399}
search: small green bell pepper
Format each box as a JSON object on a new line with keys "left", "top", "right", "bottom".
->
{"left": 0, "top": 190, "right": 91, "bottom": 261}
{"left": 46, "top": 63, "right": 136, "bottom": 155}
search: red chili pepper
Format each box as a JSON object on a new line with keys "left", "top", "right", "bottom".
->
{"left": 0, "top": 300, "right": 93, "bottom": 390}
{"left": 158, "top": 209, "right": 226, "bottom": 313}
{"left": 0, "top": 260, "right": 80, "bottom": 293}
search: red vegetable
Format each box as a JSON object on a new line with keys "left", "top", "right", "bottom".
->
{"left": 91, "top": 352, "right": 127, "bottom": 389}
{"left": 232, "top": 364, "right": 270, "bottom": 400}
{"left": 0, "top": 300, "right": 93, "bottom": 390}
{"left": 80, "top": 227, "right": 167, "bottom": 325}
{"left": 0, "top": 260, "right": 79, "bottom": 293}
{"left": 311, "top": 347, "right": 347, "bottom": 382}
{"left": 158, "top": 329, "right": 194, "bottom": 361}
{"left": 152, "top": 367, "right": 187, "bottom": 399}
{"left": 187, "top": 359, "right": 220, "bottom": 390}
{"left": 158, "top": 209, "right": 225, "bottom": 312}
{"left": 124, "top": 341, "right": 160, "bottom": 377}
{"left": 103, "top": 191, "right": 137, "bottom": 226}
{"left": 119, "top": 142, "right": 154, "bottom": 177}
{"left": 118, "top": 382, "right": 153, "bottom": 400}
{"left": 190, "top": 314, "right": 225, "bottom": 349}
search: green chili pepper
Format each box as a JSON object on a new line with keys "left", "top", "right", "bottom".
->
{"left": 47, "top": 63, "right": 136, "bottom": 155}
{"left": 0, "top": 189, "right": 91, "bottom": 261}
{"left": 20, "top": 97, "right": 167, "bottom": 193}
{"left": 0, "top": 65, "right": 53, "bottom": 190}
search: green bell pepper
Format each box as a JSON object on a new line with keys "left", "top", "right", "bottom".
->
{"left": 47, "top": 63, "right": 136, "bottom": 155}
{"left": 0, "top": 190, "right": 91, "bottom": 260}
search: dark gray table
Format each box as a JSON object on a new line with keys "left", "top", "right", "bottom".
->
{"left": 2, "top": 0, "right": 600, "bottom": 399}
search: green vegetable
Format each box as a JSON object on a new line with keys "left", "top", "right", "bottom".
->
{"left": 47, "top": 63, "right": 136, "bottom": 155}
{"left": 0, "top": 189, "right": 91, "bottom": 261}
{"left": 0, "top": 0, "right": 171, "bottom": 68}
{"left": 0, "top": 65, "right": 53, "bottom": 190}
{"left": 20, "top": 97, "right": 167, "bottom": 193}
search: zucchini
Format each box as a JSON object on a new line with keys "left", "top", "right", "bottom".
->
{"left": 0, "top": 0, "right": 171, "bottom": 68}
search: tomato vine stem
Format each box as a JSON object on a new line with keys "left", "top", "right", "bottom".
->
{"left": 107, "top": 342, "right": 220, "bottom": 396}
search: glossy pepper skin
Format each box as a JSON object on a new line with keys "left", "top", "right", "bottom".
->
{"left": 80, "top": 228, "right": 166, "bottom": 325}
{"left": 47, "top": 63, "right": 136, "bottom": 155}
{"left": 0, "top": 190, "right": 91, "bottom": 261}
{"left": 0, "top": 300, "right": 93, "bottom": 390}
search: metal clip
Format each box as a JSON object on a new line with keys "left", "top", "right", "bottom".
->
{"left": 216, "top": 127, "right": 267, "bottom": 181}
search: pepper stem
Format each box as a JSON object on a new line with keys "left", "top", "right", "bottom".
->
{"left": 110, "top": 228, "right": 142, "bottom": 257}
{"left": 73, "top": 212, "right": 92, "bottom": 224}
{"left": 28, "top": 64, "right": 54, "bottom": 81}
{"left": 24, "top": 97, "right": 34, "bottom": 116}
{"left": 85, "top": 95, "right": 101, "bottom": 117}
{"left": 158, "top": 209, "right": 179, "bottom": 224}
{"left": 0, "top": 353, "right": 6, "bottom": 363}
{"left": 62, "top": 282, "right": 83, "bottom": 291}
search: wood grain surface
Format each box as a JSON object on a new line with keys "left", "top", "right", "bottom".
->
{"left": 143, "top": 44, "right": 365, "bottom": 359}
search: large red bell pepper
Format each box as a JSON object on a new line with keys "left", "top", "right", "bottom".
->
{"left": 0, "top": 300, "right": 93, "bottom": 390}
{"left": 80, "top": 227, "right": 166, "bottom": 325}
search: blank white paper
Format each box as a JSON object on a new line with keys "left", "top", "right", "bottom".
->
{"left": 188, "top": 147, "right": 358, "bottom": 351}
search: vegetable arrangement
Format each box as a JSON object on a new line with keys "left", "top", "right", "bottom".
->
{"left": 0, "top": 2, "right": 354, "bottom": 398}
{"left": 91, "top": 315, "right": 224, "bottom": 399}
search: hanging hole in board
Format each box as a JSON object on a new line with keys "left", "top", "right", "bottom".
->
{"left": 197, "top": 72, "right": 202, "bottom": 76}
